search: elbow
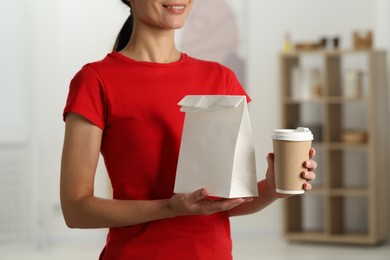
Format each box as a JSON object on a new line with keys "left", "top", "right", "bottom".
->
{"left": 61, "top": 206, "right": 81, "bottom": 229}
{"left": 64, "top": 220, "right": 77, "bottom": 229}
{"left": 60, "top": 191, "right": 94, "bottom": 228}
{"left": 60, "top": 195, "right": 99, "bottom": 229}
{"left": 63, "top": 215, "right": 78, "bottom": 229}
{"left": 60, "top": 199, "right": 87, "bottom": 229}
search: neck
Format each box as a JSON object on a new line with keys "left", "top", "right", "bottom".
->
{"left": 120, "top": 25, "right": 181, "bottom": 63}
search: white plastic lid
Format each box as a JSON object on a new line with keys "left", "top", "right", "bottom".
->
{"left": 271, "top": 127, "right": 314, "bottom": 141}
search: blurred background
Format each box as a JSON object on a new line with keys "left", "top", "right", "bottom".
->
{"left": 1, "top": 0, "right": 389, "bottom": 259}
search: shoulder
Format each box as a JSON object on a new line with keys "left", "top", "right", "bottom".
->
{"left": 185, "top": 54, "right": 228, "bottom": 69}
{"left": 68, "top": 54, "right": 117, "bottom": 95}
{"left": 184, "top": 54, "right": 236, "bottom": 77}
{"left": 71, "top": 52, "right": 120, "bottom": 84}
{"left": 184, "top": 54, "right": 247, "bottom": 97}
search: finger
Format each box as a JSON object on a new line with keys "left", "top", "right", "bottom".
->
{"left": 304, "top": 159, "right": 317, "bottom": 170}
{"left": 301, "top": 171, "right": 316, "bottom": 181}
{"left": 309, "top": 148, "right": 316, "bottom": 158}
{"left": 303, "top": 182, "right": 312, "bottom": 190}
{"left": 210, "top": 198, "right": 246, "bottom": 212}
{"left": 266, "top": 153, "right": 274, "bottom": 167}
{"left": 188, "top": 188, "right": 209, "bottom": 202}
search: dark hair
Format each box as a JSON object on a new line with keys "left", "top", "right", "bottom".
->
{"left": 113, "top": 1, "right": 134, "bottom": 52}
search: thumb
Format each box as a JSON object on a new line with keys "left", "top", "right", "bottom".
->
{"left": 309, "top": 147, "right": 316, "bottom": 158}
{"left": 188, "top": 188, "right": 209, "bottom": 202}
{"left": 266, "top": 153, "right": 274, "bottom": 168}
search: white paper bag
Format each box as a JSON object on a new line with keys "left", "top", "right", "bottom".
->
{"left": 174, "top": 95, "right": 259, "bottom": 198}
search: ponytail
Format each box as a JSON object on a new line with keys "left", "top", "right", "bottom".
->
{"left": 113, "top": 1, "right": 134, "bottom": 52}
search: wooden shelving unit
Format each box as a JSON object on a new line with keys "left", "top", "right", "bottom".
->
{"left": 279, "top": 49, "right": 389, "bottom": 245}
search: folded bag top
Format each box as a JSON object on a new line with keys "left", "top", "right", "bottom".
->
{"left": 179, "top": 95, "right": 246, "bottom": 112}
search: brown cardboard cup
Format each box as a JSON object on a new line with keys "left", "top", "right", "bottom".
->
{"left": 272, "top": 128, "right": 313, "bottom": 195}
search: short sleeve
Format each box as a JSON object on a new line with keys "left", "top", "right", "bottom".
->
{"left": 223, "top": 66, "right": 252, "bottom": 103}
{"left": 63, "top": 65, "right": 106, "bottom": 130}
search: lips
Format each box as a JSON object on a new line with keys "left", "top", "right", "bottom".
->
{"left": 162, "top": 3, "right": 186, "bottom": 14}
{"left": 163, "top": 5, "right": 185, "bottom": 10}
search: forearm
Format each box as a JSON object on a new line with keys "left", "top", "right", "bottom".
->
{"left": 62, "top": 196, "right": 176, "bottom": 229}
{"left": 227, "top": 179, "right": 280, "bottom": 217}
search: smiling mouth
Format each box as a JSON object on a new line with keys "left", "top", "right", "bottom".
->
{"left": 163, "top": 5, "right": 185, "bottom": 10}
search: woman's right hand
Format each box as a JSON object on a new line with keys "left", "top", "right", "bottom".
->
{"left": 167, "top": 189, "right": 252, "bottom": 217}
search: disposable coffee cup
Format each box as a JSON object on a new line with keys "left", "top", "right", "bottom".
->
{"left": 271, "top": 127, "right": 313, "bottom": 195}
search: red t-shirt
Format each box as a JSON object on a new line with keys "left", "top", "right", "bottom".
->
{"left": 63, "top": 52, "right": 250, "bottom": 259}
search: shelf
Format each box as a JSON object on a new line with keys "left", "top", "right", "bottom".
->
{"left": 282, "top": 97, "right": 325, "bottom": 104}
{"left": 307, "top": 188, "right": 369, "bottom": 197}
{"left": 285, "top": 232, "right": 378, "bottom": 245}
{"left": 309, "top": 143, "right": 368, "bottom": 149}
{"left": 282, "top": 49, "right": 377, "bottom": 58}
{"left": 327, "top": 143, "right": 368, "bottom": 150}
{"left": 326, "top": 96, "right": 367, "bottom": 103}
{"left": 309, "top": 187, "right": 326, "bottom": 195}
{"left": 279, "top": 49, "right": 389, "bottom": 245}
{"left": 283, "top": 95, "right": 367, "bottom": 104}
{"left": 329, "top": 188, "right": 369, "bottom": 197}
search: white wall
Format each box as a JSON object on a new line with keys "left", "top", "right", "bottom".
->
{"left": 0, "top": 1, "right": 28, "bottom": 140}
{"left": 2, "top": 0, "right": 386, "bottom": 247}
{"left": 24, "top": 0, "right": 128, "bottom": 245}
{"left": 375, "top": 0, "right": 390, "bottom": 48}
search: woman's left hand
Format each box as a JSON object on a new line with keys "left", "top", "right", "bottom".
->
{"left": 228, "top": 148, "right": 317, "bottom": 216}
{"left": 265, "top": 148, "right": 317, "bottom": 198}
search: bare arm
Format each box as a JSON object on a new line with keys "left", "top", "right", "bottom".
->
{"left": 60, "top": 113, "right": 250, "bottom": 229}
{"left": 228, "top": 150, "right": 317, "bottom": 217}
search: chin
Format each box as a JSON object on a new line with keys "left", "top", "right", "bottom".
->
{"left": 163, "top": 17, "right": 188, "bottom": 30}
{"left": 163, "top": 22, "right": 186, "bottom": 30}
{"left": 173, "top": 19, "right": 187, "bottom": 27}
{"left": 173, "top": 24, "right": 185, "bottom": 30}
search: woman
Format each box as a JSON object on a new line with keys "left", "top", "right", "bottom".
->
{"left": 60, "top": 0, "right": 317, "bottom": 259}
